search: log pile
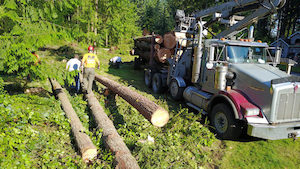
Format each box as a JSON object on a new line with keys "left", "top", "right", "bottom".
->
{"left": 131, "top": 32, "right": 178, "bottom": 64}
{"left": 95, "top": 74, "right": 169, "bottom": 127}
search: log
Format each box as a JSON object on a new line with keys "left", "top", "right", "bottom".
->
{"left": 49, "top": 78, "right": 97, "bottom": 162}
{"left": 163, "top": 32, "right": 176, "bottom": 49}
{"left": 154, "top": 35, "right": 163, "bottom": 44}
{"left": 133, "top": 35, "right": 153, "bottom": 43}
{"left": 134, "top": 34, "right": 163, "bottom": 44}
{"left": 94, "top": 75, "right": 169, "bottom": 127}
{"left": 134, "top": 49, "right": 151, "bottom": 61}
{"left": 136, "top": 41, "right": 151, "bottom": 51}
{"left": 85, "top": 92, "right": 140, "bottom": 169}
{"left": 154, "top": 44, "right": 160, "bottom": 50}
{"left": 155, "top": 48, "right": 172, "bottom": 63}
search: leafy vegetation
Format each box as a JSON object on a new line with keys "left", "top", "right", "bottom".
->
{"left": 0, "top": 0, "right": 299, "bottom": 168}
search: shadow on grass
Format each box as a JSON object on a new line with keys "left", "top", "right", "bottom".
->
{"left": 39, "top": 45, "right": 81, "bottom": 61}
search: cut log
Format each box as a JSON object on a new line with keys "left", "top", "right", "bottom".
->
{"left": 49, "top": 78, "right": 97, "bottom": 162}
{"left": 155, "top": 48, "right": 172, "bottom": 63}
{"left": 85, "top": 92, "right": 140, "bottom": 169}
{"left": 133, "top": 35, "right": 153, "bottom": 43}
{"left": 154, "top": 35, "right": 163, "bottom": 44}
{"left": 154, "top": 44, "right": 161, "bottom": 50}
{"left": 94, "top": 75, "right": 169, "bottom": 127}
{"left": 163, "top": 32, "right": 176, "bottom": 49}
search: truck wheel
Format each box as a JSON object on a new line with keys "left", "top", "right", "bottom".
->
{"left": 210, "top": 103, "right": 241, "bottom": 139}
{"left": 170, "top": 79, "right": 184, "bottom": 100}
{"left": 144, "top": 69, "right": 152, "bottom": 88}
{"left": 152, "top": 73, "right": 163, "bottom": 93}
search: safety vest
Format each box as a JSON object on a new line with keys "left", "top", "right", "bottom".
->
{"left": 82, "top": 53, "right": 99, "bottom": 68}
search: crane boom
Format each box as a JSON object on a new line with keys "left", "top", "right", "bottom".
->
{"left": 177, "top": 0, "right": 286, "bottom": 38}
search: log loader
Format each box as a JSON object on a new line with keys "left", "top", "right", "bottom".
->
{"left": 145, "top": 0, "right": 300, "bottom": 140}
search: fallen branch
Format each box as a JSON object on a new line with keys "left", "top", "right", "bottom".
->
{"left": 94, "top": 75, "right": 169, "bottom": 127}
{"left": 49, "top": 78, "right": 97, "bottom": 162}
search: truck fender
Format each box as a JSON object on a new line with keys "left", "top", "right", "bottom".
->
{"left": 208, "top": 94, "right": 240, "bottom": 119}
{"left": 172, "top": 77, "right": 186, "bottom": 87}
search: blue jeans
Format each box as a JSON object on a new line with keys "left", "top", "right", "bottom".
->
{"left": 70, "top": 73, "right": 80, "bottom": 93}
{"left": 74, "top": 73, "right": 80, "bottom": 92}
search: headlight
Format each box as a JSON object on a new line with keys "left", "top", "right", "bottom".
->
{"left": 240, "top": 102, "right": 260, "bottom": 117}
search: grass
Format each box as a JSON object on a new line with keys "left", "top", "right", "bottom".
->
{"left": 220, "top": 139, "right": 300, "bottom": 169}
{"left": 1, "top": 42, "right": 300, "bottom": 168}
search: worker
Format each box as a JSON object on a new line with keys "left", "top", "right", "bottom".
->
{"left": 66, "top": 54, "right": 81, "bottom": 93}
{"left": 81, "top": 45, "right": 100, "bottom": 94}
{"left": 109, "top": 56, "right": 122, "bottom": 68}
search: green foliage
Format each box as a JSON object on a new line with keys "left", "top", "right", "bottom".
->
{"left": 0, "top": 94, "right": 87, "bottom": 168}
{"left": 2, "top": 43, "right": 44, "bottom": 79}
{"left": 65, "top": 70, "right": 79, "bottom": 87}
{"left": 0, "top": 77, "right": 5, "bottom": 94}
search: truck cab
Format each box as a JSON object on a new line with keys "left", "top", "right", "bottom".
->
{"left": 170, "top": 38, "right": 300, "bottom": 140}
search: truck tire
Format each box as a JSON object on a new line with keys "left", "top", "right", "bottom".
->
{"left": 144, "top": 69, "right": 152, "bottom": 88}
{"left": 169, "top": 79, "right": 184, "bottom": 100}
{"left": 152, "top": 73, "right": 163, "bottom": 93}
{"left": 210, "top": 103, "right": 241, "bottom": 139}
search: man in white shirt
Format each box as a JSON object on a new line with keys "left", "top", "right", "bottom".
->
{"left": 66, "top": 54, "right": 81, "bottom": 93}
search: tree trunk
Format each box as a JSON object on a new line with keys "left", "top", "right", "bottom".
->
{"left": 85, "top": 92, "right": 140, "bottom": 169}
{"left": 94, "top": 75, "right": 169, "bottom": 127}
{"left": 163, "top": 32, "right": 176, "bottom": 49}
{"left": 49, "top": 78, "right": 97, "bottom": 162}
{"left": 95, "top": 0, "right": 98, "bottom": 36}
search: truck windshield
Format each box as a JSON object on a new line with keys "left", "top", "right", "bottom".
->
{"left": 227, "top": 46, "right": 266, "bottom": 63}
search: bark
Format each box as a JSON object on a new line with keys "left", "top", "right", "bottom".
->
{"left": 163, "top": 32, "right": 176, "bottom": 49}
{"left": 133, "top": 49, "right": 151, "bottom": 61}
{"left": 155, "top": 48, "right": 172, "bottom": 64}
{"left": 154, "top": 44, "right": 160, "bottom": 50}
{"left": 49, "top": 78, "right": 97, "bottom": 162}
{"left": 95, "top": 0, "right": 98, "bottom": 36}
{"left": 134, "top": 34, "right": 163, "bottom": 44}
{"left": 85, "top": 92, "right": 140, "bottom": 169}
{"left": 94, "top": 75, "right": 169, "bottom": 127}
{"left": 135, "top": 41, "right": 151, "bottom": 51}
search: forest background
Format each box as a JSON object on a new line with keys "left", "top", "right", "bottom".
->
{"left": 0, "top": 0, "right": 299, "bottom": 168}
{"left": 0, "top": 0, "right": 299, "bottom": 80}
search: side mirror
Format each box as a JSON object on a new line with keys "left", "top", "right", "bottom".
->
{"left": 274, "top": 47, "right": 282, "bottom": 66}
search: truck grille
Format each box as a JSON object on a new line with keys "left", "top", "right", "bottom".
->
{"left": 271, "top": 83, "right": 300, "bottom": 123}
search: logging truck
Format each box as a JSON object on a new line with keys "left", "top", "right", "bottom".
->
{"left": 133, "top": 0, "right": 300, "bottom": 140}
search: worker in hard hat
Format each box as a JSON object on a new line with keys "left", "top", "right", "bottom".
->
{"left": 81, "top": 45, "right": 100, "bottom": 94}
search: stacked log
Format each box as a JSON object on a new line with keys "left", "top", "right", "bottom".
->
{"left": 131, "top": 32, "right": 178, "bottom": 64}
